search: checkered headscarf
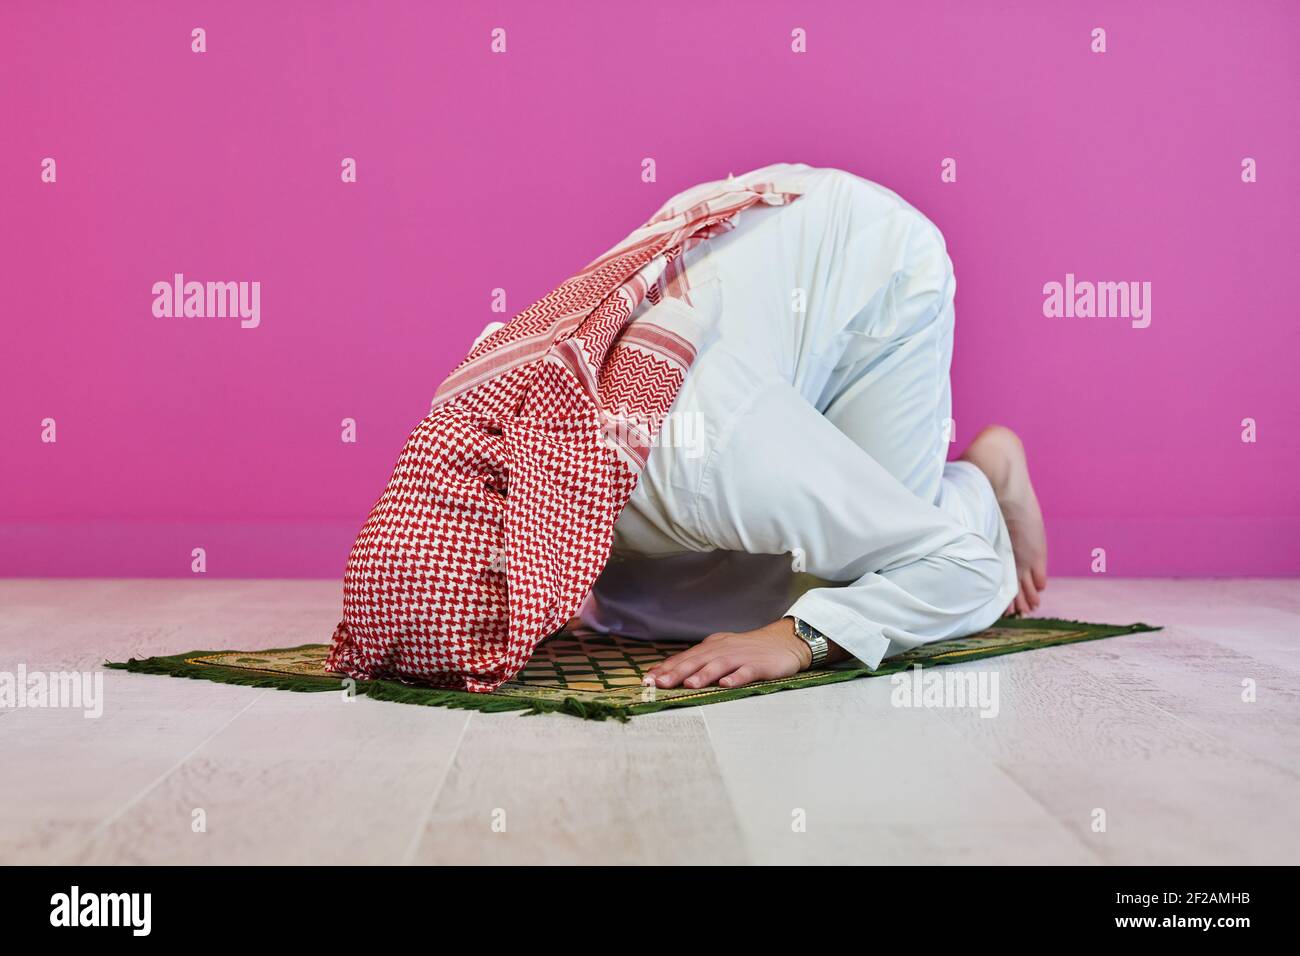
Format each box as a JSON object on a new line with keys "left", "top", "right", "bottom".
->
{"left": 326, "top": 178, "right": 802, "bottom": 691}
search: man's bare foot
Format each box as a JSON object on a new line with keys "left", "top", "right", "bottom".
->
{"left": 960, "top": 425, "right": 1047, "bottom": 616}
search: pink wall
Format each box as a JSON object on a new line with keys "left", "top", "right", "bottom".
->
{"left": 2, "top": 0, "right": 1297, "bottom": 578}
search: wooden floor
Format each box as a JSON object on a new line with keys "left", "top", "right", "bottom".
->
{"left": 1, "top": 578, "right": 1297, "bottom": 865}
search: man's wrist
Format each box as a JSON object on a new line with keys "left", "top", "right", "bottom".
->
{"left": 776, "top": 616, "right": 813, "bottom": 669}
{"left": 789, "top": 615, "right": 845, "bottom": 669}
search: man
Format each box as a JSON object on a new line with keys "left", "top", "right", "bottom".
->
{"left": 573, "top": 164, "right": 1047, "bottom": 691}
{"left": 326, "top": 163, "right": 1046, "bottom": 693}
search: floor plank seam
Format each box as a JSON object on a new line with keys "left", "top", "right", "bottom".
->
{"left": 400, "top": 710, "right": 474, "bottom": 865}
{"left": 928, "top": 660, "right": 1107, "bottom": 865}
{"left": 1063, "top": 630, "right": 1300, "bottom": 783}
{"left": 78, "top": 690, "right": 268, "bottom": 862}
{"left": 697, "top": 708, "right": 757, "bottom": 866}
{"left": 1128, "top": 685, "right": 1300, "bottom": 783}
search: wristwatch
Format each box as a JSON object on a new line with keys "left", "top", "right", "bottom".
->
{"left": 787, "top": 616, "right": 829, "bottom": 667}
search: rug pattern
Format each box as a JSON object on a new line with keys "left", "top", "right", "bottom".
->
{"left": 108, "top": 617, "right": 1160, "bottom": 721}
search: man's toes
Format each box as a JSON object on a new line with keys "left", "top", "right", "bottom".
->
{"left": 1020, "top": 573, "right": 1040, "bottom": 610}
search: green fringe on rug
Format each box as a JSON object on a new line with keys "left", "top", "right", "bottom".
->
{"left": 106, "top": 617, "right": 1161, "bottom": 722}
{"left": 103, "top": 652, "right": 635, "bottom": 721}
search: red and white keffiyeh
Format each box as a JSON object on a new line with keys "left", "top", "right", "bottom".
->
{"left": 326, "top": 178, "right": 803, "bottom": 691}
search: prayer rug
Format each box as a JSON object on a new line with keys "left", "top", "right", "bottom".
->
{"left": 107, "top": 617, "right": 1160, "bottom": 721}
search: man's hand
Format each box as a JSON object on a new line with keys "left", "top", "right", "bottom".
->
{"left": 645, "top": 618, "right": 812, "bottom": 690}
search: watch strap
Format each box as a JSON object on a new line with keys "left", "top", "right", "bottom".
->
{"left": 789, "top": 616, "right": 829, "bottom": 667}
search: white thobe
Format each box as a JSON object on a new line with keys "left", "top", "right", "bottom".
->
{"left": 570, "top": 163, "right": 1019, "bottom": 670}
